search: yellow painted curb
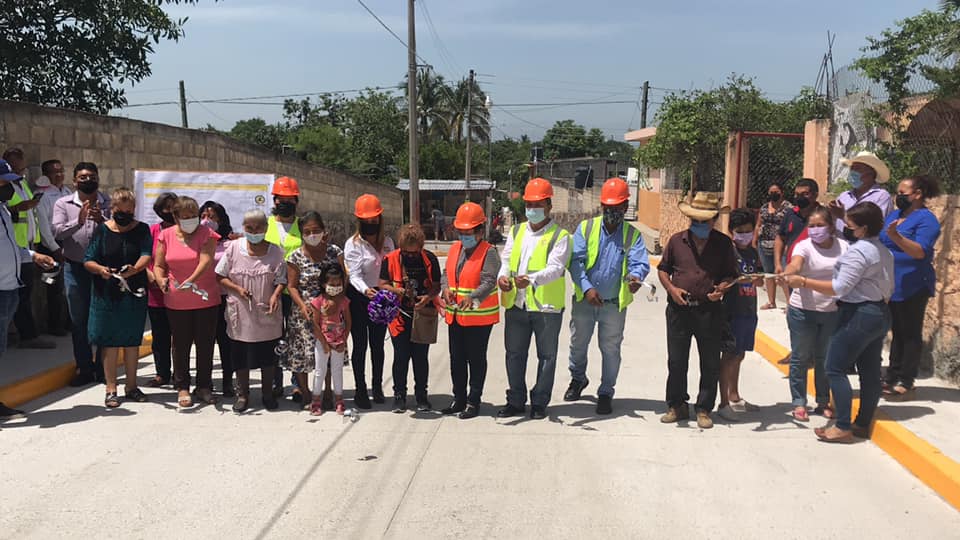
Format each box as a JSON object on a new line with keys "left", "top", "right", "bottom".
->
{"left": 755, "top": 329, "right": 960, "bottom": 511}
{"left": 0, "top": 332, "right": 154, "bottom": 408}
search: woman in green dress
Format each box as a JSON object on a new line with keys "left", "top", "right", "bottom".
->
{"left": 84, "top": 187, "right": 153, "bottom": 408}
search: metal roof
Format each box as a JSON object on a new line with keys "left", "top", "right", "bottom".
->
{"left": 396, "top": 179, "right": 495, "bottom": 191}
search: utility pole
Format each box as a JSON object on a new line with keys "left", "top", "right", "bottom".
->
{"left": 640, "top": 80, "right": 649, "bottom": 129}
{"left": 179, "top": 80, "right": 189, "bottom": 129}
{"left": 407, "top": 0, "right": 420, "bottom": 224}
{"left": 464, "top": 68, "right": 474, "bottom": 201}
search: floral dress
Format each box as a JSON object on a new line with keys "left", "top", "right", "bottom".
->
{"left": 280, "top": 244, "right": 343, "bottom": 373}
{"left": 758, "top": 200, "right": 792, "bottom": 253}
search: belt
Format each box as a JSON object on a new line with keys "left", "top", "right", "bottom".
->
{"left": 837, "top": 299, "right": 887, "bottom": 306}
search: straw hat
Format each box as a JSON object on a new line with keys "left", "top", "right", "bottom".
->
{"left": 678, "top": 192, "right": 730, "bottom": 221}
{"left": 840, "top": 151, "right": 890, "bottom": 182}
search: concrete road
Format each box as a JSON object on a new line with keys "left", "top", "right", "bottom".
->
{"left": 2, "top": 282, "right": 959, "bottom": 539}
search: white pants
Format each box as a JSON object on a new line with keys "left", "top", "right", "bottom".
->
{"left": 314, "top": 346, "right": 345, "bottom": 395}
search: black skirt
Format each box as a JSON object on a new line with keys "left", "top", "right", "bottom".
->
{"left": 230, "top": 339, "right": 279, "bottom": 370}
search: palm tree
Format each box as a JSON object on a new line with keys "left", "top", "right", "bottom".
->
{"left": 445, "top": 77, "right": 491, "bottom": 145}
{"left": 400, "top": 68, "right": 452, "bottom": 143}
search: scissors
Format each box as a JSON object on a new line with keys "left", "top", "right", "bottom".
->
{"left": 170, "top": 278, "right": 210, "bottom": 302}
{"left": 111, "top": 265, "right": 146, "bottom": 298}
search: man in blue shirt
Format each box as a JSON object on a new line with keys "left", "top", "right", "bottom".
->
{"left": 564, "top": 178, "right": 650, "bottom": 415}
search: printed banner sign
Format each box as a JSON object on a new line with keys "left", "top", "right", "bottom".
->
{"left": 133, "top": 170, "right": 276, "bottom": 228}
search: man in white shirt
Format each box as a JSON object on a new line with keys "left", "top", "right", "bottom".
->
{"left": 496, "top": 178, "right": 571, "bottom": 420}
{"left": 33, "top": 159, "right": 71, "bottom": 336}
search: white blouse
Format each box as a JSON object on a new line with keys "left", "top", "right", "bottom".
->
{"left": 344, "top": 234, "right": 395, "bottom": 293}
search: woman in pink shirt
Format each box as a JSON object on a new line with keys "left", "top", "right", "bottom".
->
{"left": 154, "top": 196, "right": 221, "bottom": 409}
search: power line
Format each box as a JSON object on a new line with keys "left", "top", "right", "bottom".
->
{"left": 418, "top": 0, "right": 460, "bottom": 76}
{"left": 355, "top": 0, "right": 408, "bottom": 49}
{"left": 122, "top": 85, "right": 401, "bottom": 108}
{"left": 187, "top": 92, "right": 229, "bottom": 124}
{"left": 495, "top": 99, "right": 635, "bottom": 107}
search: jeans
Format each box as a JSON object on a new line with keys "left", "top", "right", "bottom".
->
{"left": 886, "top": 292, "right": 930, "bottom": 388}
{"left": 786, "top": 306, "right": 837, "bottom": 407}
{"left": 568, "top": 299, "right": 627, "bottom": 397}
{"left": 64, "top": 260, "right": 101, "bottom": 376}
{"left": 13, "top": 262, "right": 38, "bottom": 340}
{"left": 148, "top": 306, "right": 172, "bottom": 381}
{"left": 0, "top": 289, "right": 19, "bottom": 357}
{"left": 504, "top": 307, "right": 563, "bottom": 409}
{"left": 665, "top": 302, "right": 723, "bottom": 412}
{"left": 826, "top": 301, "right": 891, "bottom": 431}
{"left": 391, "top": 315, "right": 429, "bottom": 398}
{"left": 448, "top": 321, "right": 493, "bottom": 405}
{"left": 758, "top": 248, "right": 776, "bottom": 274}
{"left": 348, "top": 287, "right": 387, "bottom": 393}
{"left": 167, "top": 306, "right": 219, "bottom": 391}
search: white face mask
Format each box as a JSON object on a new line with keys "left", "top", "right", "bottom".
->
{"left": 34, "top": 175, "right": 51, "bottom": 188}
{"left": 325, "top": 285, "right": 343, "bottom": 297}
{"left": 304, "top": 233, "right": 326, "bottom": 247}
{"left": 180, "top": 217, "right": 200, "bottom": 234}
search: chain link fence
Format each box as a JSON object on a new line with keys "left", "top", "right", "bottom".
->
{"left": 744, "top": 136, "right": 805, "bottom": 208}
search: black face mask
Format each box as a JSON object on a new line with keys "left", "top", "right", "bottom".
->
{"left": 768, "top": 192, "right": 781, "bottom": 203}
{"left": 842, "top": 227, "right": 858, "bottom": 242}
{"left": 360, "top": 222, "right": 380, "bottom": 236}
{"left": 603, "top": 207, "right": 625, "bottom": 228}
{"left": 114, "top": 211, "right": 134, "bottom": 227}
{"left": 0, "top": 183, "right": 14, "bottom": 202}
{"left": 895, "top": 194, "right": 912, "bottom": 211}
{"left": 158, "top": 211, "right": 174, "bottom": 224}
{"left": 77, "top": 181, "right": 99, "bottom": 194}
{"left": 793, "top": 196, "right": 811, "bottom": 210}
{"left": 274, "top": 202, "right": 296, "bottom": 218}
{"left": 401, "top": 251, "right": 420, "bottom": 263}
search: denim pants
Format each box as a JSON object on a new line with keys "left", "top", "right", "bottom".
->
{"left": 504, "top": 307, "right": 563, "bottom": 409}
{"left": 825, "top": 301, "right": 891, "bottom": 431}
{"left": 0, "top": 289, "right": 19, "bottom": 358}
{"left": 568, "top": 299, "right": 627, "bottom": 397}
{"left": 64, "top": 261, "right": 101, "bottom": 376}
{"left": 787, "top": 306, "right": 837, "bottom": 407}
{"left": 13, "top": 262, "right": 38, "bottom": 340}
{"left": 665, "top": 302, "right": 723, "bottom": 412}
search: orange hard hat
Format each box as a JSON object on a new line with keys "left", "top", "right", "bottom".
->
{"left": 453, "top": 202, "right": 486, "bottom": 230}
{"left": 354, "top": 193, "right": 383, "bottom": 219}
{"left": 601, "top": 177, "right": 630, "bottom": 205}
{"left": 272, "top": 176, "right": 300, "bottom": 197}
{"left": 523, "top": 177, "right": 554, "bottom": 202}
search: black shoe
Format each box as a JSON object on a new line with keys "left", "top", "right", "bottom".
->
{"left": 372, "top": 387, "right": 385, "bottom": 404}
{"left": 497, "top": 404, "right": 525, "bottom": 418}
{"left": 392, "top": 395, "right": 407, "bottom": 413}
{"left": 0, "top": 402, "right": 25, "bottom": 420}
{"left": 530, "top": 406, "right": 547, "bottom": 420}
{"left": 262, "top": 396, "right": 279, "bottom": 411}
{"left": 459, "top": 404, "right": 479, "bottom": 419}
{"left": 596, "top": 395, "right": 613, "bottom": 415}
{"left": 354, "top": 389, "right": 372, "bottom": 410}
{"left": 124, "top": 388, "right": 148, "bottom": 403}
{"left": 222, "top": 382, "right": 235, "bottom": 398}
{"left": 563, "top": 378, "right": 589, "bottom": 402}
{"left": 233, "top": 396, "right": 249, "bottom": 413}
{"left": 416, "top": 397, "right": 432, "bottom": 412}
{"left": 441, "top": 400, "right": 466, "bottom": 415}
{"left": 69, "top": 372, "right": 95, "bottom": 387}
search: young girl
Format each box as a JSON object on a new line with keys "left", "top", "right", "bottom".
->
{"left": 310, "top": 264, "right": 351, "bottom": 415}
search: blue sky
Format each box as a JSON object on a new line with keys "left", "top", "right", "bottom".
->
{"left": 117, "top": 0, "right": 938, "bottom": 140}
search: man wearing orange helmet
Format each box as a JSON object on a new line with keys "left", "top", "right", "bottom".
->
{"left": 496, "top": 178, "right": 571, "bottom": 420}
{"left": 565, "top": 178, "right": 649, "bottom": 415}
{"left": 440, "top": 202, "right": 501, "bottom": 419}
{"left": 266, "top": 176, "right": 302, "bottom": 397}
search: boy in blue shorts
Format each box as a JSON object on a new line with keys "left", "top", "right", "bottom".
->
{"left": 719, "top": 209, "right": 763, "bottom": 421}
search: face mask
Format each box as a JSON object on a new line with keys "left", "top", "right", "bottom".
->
{"left": 793, "top": 196, "right": 811, "bottom": 210}
{"left": 895, "top": 194, "right": 912, "bottom": 211}
{"left": 842, "top": 227, "right": 858, "bottom": 242}
{"left": 733, "top": 231, "right": 753, "bottom": 246}
{"left": 304, "top": 233, "right": 326, "bottom": 247}
{"left": 158, "top": 211, "right": 174, "bottom": 224}
{"left": 603, "top": 207, "right": 625, "bottom": 228}
{"left": 180, "top": 217, "right": 200, "bottom": 234}
{"left": 768, "top": 192, "right": 781, "bottom": 203}
{"left": 35, "top": 175, "right": 51, "bottom": 188}
{"left": 325, "top": 285, "right": 344, "bottom": 297}
{"left": 275, "top": 202, "right": 296, "bottom": 218}
{"left": 525, "top": 207, "right": 546, "bottom": 225}
{"left": 245, "top": 232, "right": 266, "bottom": 244}
{"left": 0, "top": 182, "right": 14, "bottom": 202}
{"left": 113, "top": 211, "right": 134, "bottom": 227}
{"left": 459, "top": 234, "right": 478, "bottom": 249}
{"left": 402, "top": 251, "right": 420, "bottom": 262}
{"left": 807, "top": 226, "right": 831, "bottom": 244}
{"left": 77, "top": 181, "right": 99, "bottom": 194}
{"left": 360, "top": 222, "right": 380, "bottom": 236}
{"left": 690, "top": 221, "right": 712, "bottom": 239}
{"left": 201, "top": 218, "right": 215, "bottom": 229}
{"left": 848, "top": 170, "right": 863, "bottom": 190}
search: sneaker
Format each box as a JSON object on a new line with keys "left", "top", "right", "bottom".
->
{"left": 416, "top": 398, "right": 432, "bottom": 412}
{"left": 372, "top": 387, "right": 386, "bottom": 404}
{"left": 335, "top": 400, "right": 346, "bottom": 415}
{"left": 696, "top": 411, "right": 714, "bottom": 429}
{"left": 233, "top": 396, "right": 249, "bottom": 413}
{"left": 354, "top": 388, "right": 371, "bottom": 410}
{"left": 717, "top": 405, "right": 739, "bottom": 422}
{"left": 660, "top": 404, "right": 690, "bottom": 423}
{"left": 392, "top": 396, "right": 407, "bottom": 413}
{"left": 0, "top": 402, "right": 26, "bottom": 420}
{"left": 19, "top": 337, "right": 56, "bottom": 349}
{"left": 563, "top": 378, "right": 589, "bottom": 401}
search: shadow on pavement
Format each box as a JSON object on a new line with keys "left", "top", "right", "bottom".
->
{"left": 878, "top": 404, "right": 937, "bottom": 421}
{"left": 0, "top": 404, "right": 135, "bottom": 428}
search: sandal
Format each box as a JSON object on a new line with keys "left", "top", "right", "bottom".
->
{"left": 886, "top": 384, "right": 915, "bottom": 401}
{"left": 124, "top": 388, "right": 148, "bottom": 403}
{"left": 310, "top": 398, "right": 323, "bottom": 416}
{"left": 792, "top": 406, "right": 809, "bottom": 422}
{"left": 177, "top": 391, "right": 193, "bottom": 408}
{"left": 145, "top": 376, "right": 169, "bottom": 388}
{"left": 760, "top": 302, "right": 777, "bottom": 310}
{"left": 814, "top": 426, "right": 855, "bottom": 444}
{"left": 813, "top": 404, "right": 835, "bottom": 419}
{"left": 105, "top": 392, "right": 121, "bottom": 408}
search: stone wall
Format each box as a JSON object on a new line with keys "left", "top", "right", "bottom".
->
{"left": 0, "top": 100, "right": 403, "bottom": 244}
{"left": 547, "top": 177, "right": 601, "bottom": 232}
{"left": 924, "top": 195, "right": 960, "bottom": 382}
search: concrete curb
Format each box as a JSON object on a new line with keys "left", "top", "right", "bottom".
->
{"left": 754, "top": 330, "right": 960, "bottom": 511}
{"left": 0, "top": 334, "right": 154, "bottom": 408}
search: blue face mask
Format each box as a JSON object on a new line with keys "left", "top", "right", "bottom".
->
{"left": 245, "top": 232, "right": 266, "bottom": 244}
{"left": 690, "top": 221, "right": 712, "bottom": 239}
{"left": 848, "top": 170, "right": 863, "bottom": 190}
{"left": 525, "top": 207, "right": 546, "bottom": 225}
{"left": 459, "top": 234, "right": 478, "bottom": 249}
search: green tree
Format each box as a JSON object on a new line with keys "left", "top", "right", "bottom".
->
{"left": 542, "top": 120, "right": 589, "bottom": 159}
{"left": 228, "top": 118, "right": 288, "bottom": 153}
{"left": 0, "top": 1, "right": 215, "bottom": 113}
{"left": 446, "top": 76, "right": 491, "bottom": 145}
{"left": 289, "top": 124, "right": 351, "bottom": 170}
{"left": 342, "top": 90, "right": 406, "bottom": 179}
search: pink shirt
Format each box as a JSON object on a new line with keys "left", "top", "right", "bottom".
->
{"left": 310, "top": 295, "right": 350, "bottom": 346}
{"left": 216, "top": 240, "right": 286, "bottom": 343}
{"left": 157, "top": 225, "right": 222, "bottom": 311}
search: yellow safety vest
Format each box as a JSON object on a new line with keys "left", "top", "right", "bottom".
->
{"left": 265, "top": 216, "right": 301, "bottom": 259}
{"left": 500, "top": 222, "right": 570, "bottom": 312}
{"left": 572, "top": 216, "right": 640, "bottom": 312}
{"left": 8, "top": 182, "right": 38, "bottom": 248}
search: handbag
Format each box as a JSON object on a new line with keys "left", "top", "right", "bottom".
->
{"left": 411, "top": 304, "right": 438, "bottom": 344}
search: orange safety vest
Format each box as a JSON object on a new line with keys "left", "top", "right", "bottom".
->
{"left": 385, "top": 249, "right": 437, "bottom": 337}
{"left": 444, "top": 241, "right": 500, "bottom": 327}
